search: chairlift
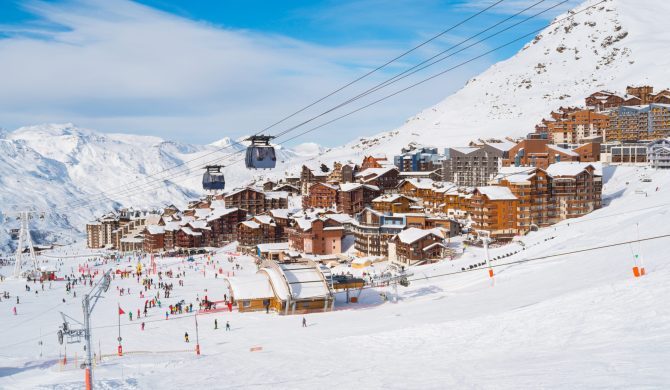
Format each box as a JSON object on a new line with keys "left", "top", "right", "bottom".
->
{"left": 245, "top": 135, "right": 277, "bottom": 169}
{"left": 202, "top": 165, "right": 226, "bottom": 191}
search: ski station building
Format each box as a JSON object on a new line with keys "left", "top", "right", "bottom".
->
{"left": 224, "top": 259, "right": 334, "bottom": 314}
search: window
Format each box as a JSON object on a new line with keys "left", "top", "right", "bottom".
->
{"left": 242, "top": 300, "right": 251, "bottom": 308}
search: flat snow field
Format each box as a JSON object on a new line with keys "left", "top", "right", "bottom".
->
{"left": 1, "top": 166, "right": 670, "bottom": 389}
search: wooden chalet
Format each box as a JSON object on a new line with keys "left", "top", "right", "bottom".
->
{"left": 337, "top": 183, "right": 380, "bottom": 215}
{"left": 470, "top": 186, "right": 519, "bottom": 240}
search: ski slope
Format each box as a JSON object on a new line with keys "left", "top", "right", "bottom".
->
{"left": 1, "top": 165, "right": 669, "bottom": 389}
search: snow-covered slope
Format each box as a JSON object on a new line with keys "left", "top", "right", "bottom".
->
{"left": 1, "top": 166, "right": 670, "bottom": 389}
{"left": 309, "top": 0, "right": 670, "bottom": 162}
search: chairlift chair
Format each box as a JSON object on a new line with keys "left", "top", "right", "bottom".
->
{"left": 202, "top": 165, "right": 226, "bottom": 191}
{"left": 245, "top": 135, "right": 277, "bottom": 169}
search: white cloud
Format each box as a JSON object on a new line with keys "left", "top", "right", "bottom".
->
{"left": 0, "top": 0, "right": 491, "bottom": 146}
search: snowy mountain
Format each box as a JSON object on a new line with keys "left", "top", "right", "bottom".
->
{"left": 307, "top": 0, "right": 670, "bottom": 162}
{"left": 2, "top": 0, "right": 669, "bottom": 252}
{"left": 0, "top": 124, "right": 324, "bottom": 252}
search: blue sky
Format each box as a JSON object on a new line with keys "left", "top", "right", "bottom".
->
{"left": 0, "top": 0, "right": 579, "bottom": 146}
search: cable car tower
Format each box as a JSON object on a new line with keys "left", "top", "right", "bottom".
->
{"left": 245, "top": 135, "right": 277, "bottom": 169}
{"left": 58, "top": 269, "right": 112, "bottom": 390}
{"left": 10, "top": 210, "right": 43, "bottom": 279}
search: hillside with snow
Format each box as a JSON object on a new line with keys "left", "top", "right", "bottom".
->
{"left": 308, "top": 0, "right": 670, "bottom": 161}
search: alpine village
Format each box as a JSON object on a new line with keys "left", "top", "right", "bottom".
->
{"left": 85, "top": 85, "right": 670, "bottom": 315}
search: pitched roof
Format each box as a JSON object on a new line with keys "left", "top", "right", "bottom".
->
{"left": 396, "top": 227, "right": 443, "bottom": 244}
{"left": 338, "top": 182, "right": 380, "bottom": 192}
{"left": 372, "top": 194, "right": 417, "bottom": 203}
{"left": 484, "top": 140, "right": 517, "bottom": 152}
{"left": 254, "top": 215, "right": 275, "bottom": 225}
{"left": 206, "top": 207, "right": 240, "bottom": 222}
{"left": 476, "top": 186, "right": 518, "bottom": 200}
{"left": 180, "top": 227, "right": 202, "bottom": 236}
{"left": 146, "top": 225, "right": 165, "bottom": 235}
{"left": 546, "top": 162, "right": 596, "bottom": 177}
{"left": 451, "top": 146, "right": 480, "bottom": 154}
{"left": 355, "top": 166, "right": 397, "bottom": 179}
{"left": 241, "top": 221, "right": 260, "bottom": 229}
{"left": 547, "top": 144, "right": 579, "bottom": 157}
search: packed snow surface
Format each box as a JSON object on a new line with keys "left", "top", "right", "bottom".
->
{"left": 1, "top": 166, "right": 669, "bottom": 389}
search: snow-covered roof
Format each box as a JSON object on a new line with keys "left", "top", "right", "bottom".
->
{"left": 120, "top": 237, "right": 143, "bottom": 243}
{"left": 547, "top": 144, "right": 579, "bottom": 157}
{"left": 396, "top": 227, "right": 443, "bottom": 244}
{"left": 495, "top": 166, "right": 539, "bottom": 184}
{"left": 269, "top": 209, "right": 293, "bottom": 219}
{"left": 227, "top": 274, "right": 274, "bottom": 300}
{"left": 257, "top": 242, "right": 290, "bottom": 252}
{"left": 312, "top": 182, "right": 339, "bottom": 190}
{"left": 225, "top": 187, "right": 261, "bottom": 198}
{"left": 401, "top": 178, "right": 435, "bottom": 189}
{"left": 293, "top": 218, "right": 312, "bottom": 231}
{"left": 423, "top": 242, "right": 448, "bottom": 252}
{"left": 262, "top": 267, "right": 290, "bottom": 299}
{"left": 241, "top": 221, "right": 260, "bottom": 229}
{"left": 193, "top": 208, "right": 211, "bottom": 219}
{"left": 164, "top": 221, "right": 181, "bottom": 231}
{"left": 280, "top": 262, "right": 330, "bottom": 299}
{"left": 338, "top": 182, "right": 380, "bottom": 192}
{"left": 372, "top": 194, "right": 417, "bottom": 203}
{"left": 254, "top": 215, "right": 275, "bottom": 225}
{"left": 355, "top": 166, "right": 397, "bottom": 179}
{"left": 146, "top": 225, "right": 164, "bottom": 235}
{"left": 476, "top": 186, "right": 518, "bottom": 200}
{"left": 484, "top": 140, "right": 516, "bottom": 152}
{"left": 451, "top": 146, "right": 480, "bottom": 154}
{"left": 178, "top": 216, "right": 195, "bottom": 225}
{"left": 206, "top": 207, "right": 239, "bottom": 222}
{"left": 209, "top": 200, "right": 226, "bottom": 209}
{"left": 265, "top": 191, "right": 288, "bottom": 199}
{"left": 546, "top": 162, "right": 597, "bottom": 177}
{"left": 188, "top": 220, "right": 210, "bottom": 230}
{"left": 180, "top": 227, "right": 202, "bottom": 236}
{"left": 324, "top": 213, "right": 353, "bottom": 224}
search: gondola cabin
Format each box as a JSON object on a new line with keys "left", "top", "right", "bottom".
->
{"left": 202, "top": 165, "right": 226, "bottom": 191}
{"left": 245, "top": 135, "right": 277, "bottom": 169}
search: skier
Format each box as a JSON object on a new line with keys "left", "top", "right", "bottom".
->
{"left": 141, "top": 322, "right": 145, "bottom": 331}
{"left": 12, "top": 306, "right": 17, "bottom": 316}
{"left": 214, "top": 319, "right": 218, "bottom": 330}
{"left": 165, "top": 311, "right": 169, "bottom": 320}
{"left": 184, "top": 332, "right": 190, "bottom": 343}
{"left": 16, "top": 296, "right": 19, "bottom": 304}
{"left": 225, "top": 321, "right": 230, "bottom": 331}
{"left": 129, "top": 311, "right": 133, "bottom": 321}
{"left": 302, "top": 317, "right": 307, "bottom": 328}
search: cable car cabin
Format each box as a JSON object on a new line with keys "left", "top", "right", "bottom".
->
{"left": 245, "top": 135, "right": 277, "bottom": 169}
{"left": 202, "top": 165, "right": 226, "bottom": 191}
